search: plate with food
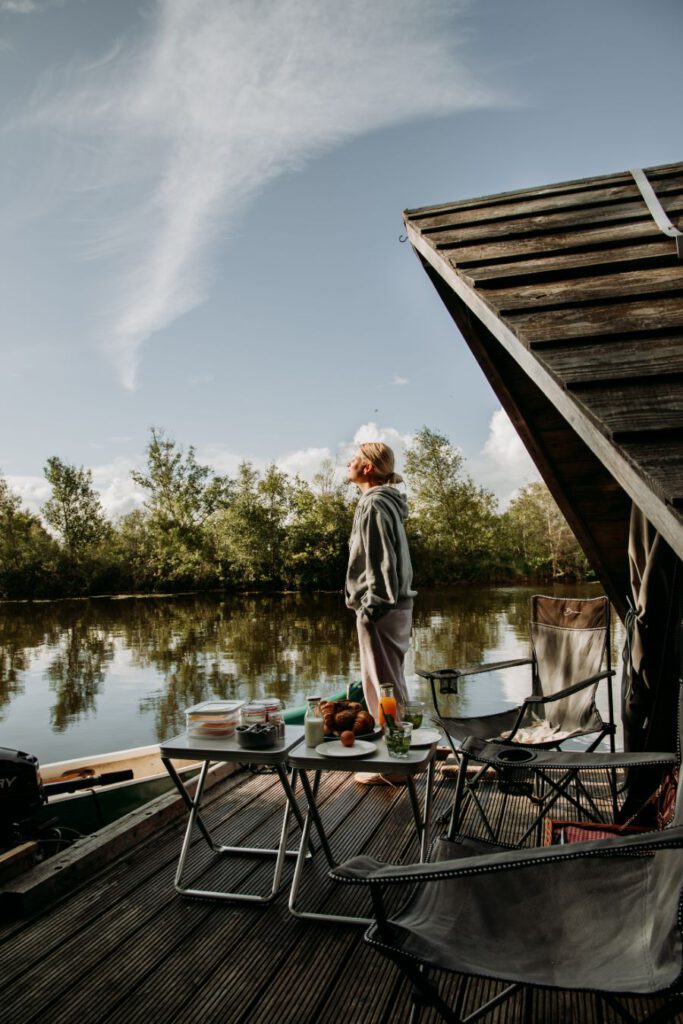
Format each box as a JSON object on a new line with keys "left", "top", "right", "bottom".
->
{"left": 315, "top": 739, "right": 377, "bottom": 758}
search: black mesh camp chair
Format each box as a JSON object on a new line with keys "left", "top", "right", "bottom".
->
{"left": 417, "top": 595, "right": 617, "bottom": 844}
{"left": 330, "top": 678, "right": 683, "bottom": 1024}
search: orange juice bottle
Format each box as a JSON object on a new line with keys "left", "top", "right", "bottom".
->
{"left": 378, "top": 684, "right": 397, "bottom": 728}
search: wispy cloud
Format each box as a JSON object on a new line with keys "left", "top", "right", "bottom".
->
{"left": 391, "top": 375, "right": 409, "bottom": 386}
{"left": 19, "top": 0, "right": 495, "bottom": 389}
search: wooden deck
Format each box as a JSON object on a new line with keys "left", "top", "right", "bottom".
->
{"left": 0, "top": 762, "right": 681, "bottom": 1024}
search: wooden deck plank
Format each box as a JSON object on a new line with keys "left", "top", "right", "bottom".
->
{"left": 0, "top": 766, "right": 679, "bottom": 1024}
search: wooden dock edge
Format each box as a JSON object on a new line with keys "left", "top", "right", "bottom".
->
{"left": 0, "top": 761, "right": 237, "bottom": 919}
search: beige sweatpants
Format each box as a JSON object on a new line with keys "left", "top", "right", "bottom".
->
{"left": 356, "top": 607, "right": 412, "bottom": 721}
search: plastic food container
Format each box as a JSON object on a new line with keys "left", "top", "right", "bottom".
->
{"left": 186, "top": 700, "right": 245, "bottom": 738}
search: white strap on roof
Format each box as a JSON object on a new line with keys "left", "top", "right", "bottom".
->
{"left": 630, "top": 167, "right": 683, "bottom": 258}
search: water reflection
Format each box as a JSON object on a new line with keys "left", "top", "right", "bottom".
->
{"left": 0, "top": 584, "right": 614, "bottom": 762}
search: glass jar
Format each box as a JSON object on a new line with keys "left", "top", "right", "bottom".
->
{"left": 260, "top": 697, "right": 284, "bottom": 720}
{"left": 304, "top": 696, "right": 324, "bottom": 747}
{"left": 239, "top": 702, "right": 267, "bottom": 728}
{"left": 269, "top": 711, "right": 285, "bottom": 740}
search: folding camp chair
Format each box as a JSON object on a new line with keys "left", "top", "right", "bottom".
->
{"left": 418, "top": 595, "right": 617, "bottom": 845}
{"left": 330, "top": 677, "right": 683, "bottom": 1024}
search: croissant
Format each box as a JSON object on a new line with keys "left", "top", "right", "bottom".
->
{"left": 317, "top": 699, "right": 375, "bottom": 737}
{"left": 353, "top": 711, "right": 375, "bottom": 735}
{"left": 334, "top": 709, "right": 356, "bottom": 732}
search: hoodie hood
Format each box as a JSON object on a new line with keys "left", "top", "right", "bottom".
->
{"left": 357, "top": 484, "right": 409, "bottom": 523}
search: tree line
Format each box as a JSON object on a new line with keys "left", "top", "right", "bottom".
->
{"left": 0, "top": 427, "right": 592, "bottom": 600}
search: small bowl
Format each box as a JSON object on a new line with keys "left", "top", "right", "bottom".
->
{"left": 235, "top": 724, "right": 277, "bottom": 750}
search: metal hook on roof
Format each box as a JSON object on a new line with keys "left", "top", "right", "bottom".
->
{"left": 399, "top": 234, "right": 408, "bottom": 243}
{"left": 631, "top": 168, "right": 683, "bottom": 259}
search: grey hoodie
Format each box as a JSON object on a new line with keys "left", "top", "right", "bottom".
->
{"left": 345, "top": 485, "right": 416, "bottom": 621}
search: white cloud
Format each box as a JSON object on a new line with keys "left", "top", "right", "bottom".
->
{"left": 276, "top": 446, "right": 333, "bottom": 481}
{"left": 20, "top": 0, "right": 495, "bottom": 389}
{"left": 200, "top": 422, "right": 413, "bottom": 491}
{"left": 391, "top": 375, "right": 409, "bottom": 386}
{"left": 5, "top": 474, "right": 50, "bottom": 516}
{"left": 472, "top": 409, "right": 540, "bottom": 507}
{"left": 91, "top": 456, "right": 146, "bottom": 518}
{"left": 345, "top": 422, "right": 413, "bottom": 472}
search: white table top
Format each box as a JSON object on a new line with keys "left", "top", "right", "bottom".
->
{"left": 159, "top": 725, "right": 305, "bottom": 764}
{"left": 289, "top": 735, "right": 436, "bottom": 774}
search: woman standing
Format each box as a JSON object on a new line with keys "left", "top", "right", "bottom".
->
{"left": 345, "top": 442, "right": 416, "bottom": 723}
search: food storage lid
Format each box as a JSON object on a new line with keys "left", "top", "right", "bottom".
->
{"left": 186, "top": 700, "right": 244, "bottom": 717}
{"left": 259, "top": 697, "right": 283, "bottom": 712}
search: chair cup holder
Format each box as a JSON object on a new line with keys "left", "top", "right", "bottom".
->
{"left": 494, "top": 748, "right": 537, "bottom": 765}
{"left": 494, "top": 747, "right": 536, "bottom": 796}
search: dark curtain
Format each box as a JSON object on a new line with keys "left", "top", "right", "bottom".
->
{"left": 622, "top": 505, "right": 681, "bottom": 755}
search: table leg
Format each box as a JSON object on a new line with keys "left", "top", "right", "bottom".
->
{"left": 288, "top": 769, "right": 373, "bottom": 926}
{"left": 163, "top": 758, "right": 306, "bottom": 903}
{"left": 421, "top": 758, "right": 435, "bottom": 862}
{"left": 162, "top": 757, "right": 215, "bottom": 851}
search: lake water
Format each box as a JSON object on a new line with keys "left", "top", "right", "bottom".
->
{"left": 0, "top": 584, "right": 624, "bottom": 764}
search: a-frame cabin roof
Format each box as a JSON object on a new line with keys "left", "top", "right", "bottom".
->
{"left": 403, "top": 161, "right": 683, "bottom": 618}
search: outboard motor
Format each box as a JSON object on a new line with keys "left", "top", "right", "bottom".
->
{"left": 0, "top": 748, "right": 46, "bottom": 849}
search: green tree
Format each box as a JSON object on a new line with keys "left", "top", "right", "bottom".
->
{"left": 286, "top": 463, "right": 355, "bottom": 588}
{"left": 212, "top": 462, "right": 293, "bottom": 585}
{"left": 131, "top": 428, "right": 231, "bottom": 533}
{"left": 42, "top": 457, "right": 109, "bottom": 554}
{"left": 129, "top": 428, "right": 231, "bottom": 588}
{"left": 41, "top": 457, "right": 113, "bottom": 593}
{"left": 404, "top": 427, "right": 498, "bottom": 581}
{"left": 500, "top": 482, "right": 590, "bottom": 578}
{"left": 0, "top": 477, "right": 59, "bottom": 598}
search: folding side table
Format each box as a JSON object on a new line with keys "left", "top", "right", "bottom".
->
{"left": 160, "top": 726, "right": 307, "bottom": 904}
{"left": 287, "top": 737, "right": 436, "bottom": 925}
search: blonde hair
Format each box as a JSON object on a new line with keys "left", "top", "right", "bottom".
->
{"left": 358, "top": 442, "right": 403, "bottom": 485}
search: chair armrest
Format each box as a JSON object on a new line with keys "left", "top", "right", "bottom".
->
{"left": 417, "top": 659, "right": 531, "bottom": 681}
{"left": 461, "top": 739, "right": 676, "bottom": 770}
{"left": 528, "top": 670, "right": 614, "bottom": 704}
{"left": 330, "top": 824, "right": 683, "bottom": 887}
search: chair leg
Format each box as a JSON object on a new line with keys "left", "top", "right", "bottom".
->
{"left": 448, "top": 750, "right": 470, "bottom": 840}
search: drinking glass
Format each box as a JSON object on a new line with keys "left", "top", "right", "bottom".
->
{"left": 386, "top": 722, "right": 413, "bottom": 758}
{"left": 401, "top": 701, "right": 424, "bottom": 730}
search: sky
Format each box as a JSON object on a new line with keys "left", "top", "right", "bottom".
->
{"left": 1, "top": 0, "right": 682, "bottom": 519}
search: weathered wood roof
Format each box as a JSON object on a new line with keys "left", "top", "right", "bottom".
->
{"left": 404, "top": 161, "right": 683, "bottom": 617}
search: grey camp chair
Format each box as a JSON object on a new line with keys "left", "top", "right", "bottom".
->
{"left": 332, "top": 824, "right": 683, "bottom": 1024}
{"left": 330, "top": 680, "right": 683, "bottom": 1024}
{"left": 418, "top": 595, "right": 617, "bottom": 844}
